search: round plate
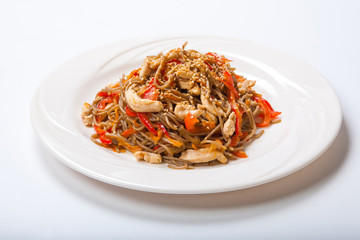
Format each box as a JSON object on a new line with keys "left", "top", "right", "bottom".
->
{"left": 30, "top": 36, "right": 342, "bottom": 194}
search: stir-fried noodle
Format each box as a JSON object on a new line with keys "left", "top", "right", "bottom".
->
{"left": 81, "top": 43, "right": 281, "bottom": 169}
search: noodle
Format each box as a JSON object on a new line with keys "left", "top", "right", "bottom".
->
{"left": 81, "top": 43, "right": 281, "bottom": 168}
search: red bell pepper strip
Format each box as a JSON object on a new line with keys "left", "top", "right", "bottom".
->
{"left": 231, "top": 102, "right": 242, "bottom": 135}
{"left": 127, "top": 68, "right": 140, "bottom": 79}
{"left": 184, "top": 112, "right": 201, "bottom": 133}
{"left": 222, "top": 70, "right": 243, "bottom": 146}
{"left": 97, "top": 96, "right": 113, "bottom": 110}
{"left": 156, "top": 123, "right": 171, "bottom": 138}
{"left": 95, "top": 96, "right": 115, "bottom": 144}
{"left": 97, "top": 91, "right": 109, "bottom": 97}
{"left": 125, "top": 106, "right": 137, "bottom": 117}
{"left": 206, "top": 52, "right": 229, "bottom": 65}
{"left": 142, "top": 78, "right": 158, "bottom": 100}
{"left": 240, "top": 132, "right": 249, "bottom": 140}
{"left": 96, "top": 96, "right": 114, "bottom": 122}
{"left": 263, "top": 98, "right": 281, "bottom": 118}
{"left": 155, "top": 123, "right": 183, "bottom": 147}
{"left": 184, "top": 112, "right": 215, "bottom": 133}
{"left": 229, "top": 102, "right": 243, "bottom": 147}
{"left": 254, "top": 97, "right": 281, "bottom": 127}
{"left": 121, "top": 128, "right": 136, "bottom": 138}
{"left": 232, "top": 150, "right": 248, "bottom": 158}
{"left": 152, "top": 145, "right": 160, "bottom": 151}
{"left": 137, "top": 113, "right": 158, "bottom": 136}
{"left": 99, "top": 134, "right": 112, "bottom": 145}
{"left": 166, "top": 59, "right": 182, "bottom": 65}
{"left": 94, "top": 125, "right": 106, "bottom": 135}
{"left": 222, "top": 71, "right": 239, "bottom": 99}
{"left": 96, "top": 91, "right": 120, "bottom": 98}
{"left": 136, "top": 78, "right": 160, "bottom": 136}
{"left": 124, "top": 78, "right": 163, "bottom": 137}
{"left": 256, "top": 104, "right": 271, "bottom": 127}
{"left": 235, "top": 74, "right": 246, "bottom": 83}
{"left": 94, "top": 125, "right": 112, "bottom": 145}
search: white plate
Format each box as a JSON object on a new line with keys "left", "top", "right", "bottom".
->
{"left": 30, "top": 36, "right": 342, "bottom": 194}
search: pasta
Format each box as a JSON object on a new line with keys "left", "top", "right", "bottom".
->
{"left": 81, "top": 43, "right": 281, "bottom": 169}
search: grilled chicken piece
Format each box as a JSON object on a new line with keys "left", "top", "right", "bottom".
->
{"left": 223, "top": 112, "right": 236, "bottom": 138}
{"left": 179, "top": 148, "right": 227, "bottom": 164}
{"left": 81, "top": 103, "right": 93, "bottom": 126}
{"left": 125, "top": 86, "right": 163, "bottom": 112}
{"left": 174, "top": 102, "right": 202, "bottom": 120}
{"left": 200, "top": 88, "right": 225, "bottom": 116}
{"left": 134, "top": 151, "right": 162, "bottom": 164}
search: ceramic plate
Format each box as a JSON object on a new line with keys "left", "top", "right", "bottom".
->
{"left": 30, "top": 36, "right": 342, "bottom": 194}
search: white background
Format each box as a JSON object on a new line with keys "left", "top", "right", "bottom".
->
{"left": 1, "top": 0, "right": 359, "bottom": 239}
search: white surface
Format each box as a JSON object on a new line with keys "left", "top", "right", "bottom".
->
{"left": 1, "top": 0, "right": 359, "bottom": 239}
{"left": 31, "top": 36, "right": 342, "bottom": 194}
